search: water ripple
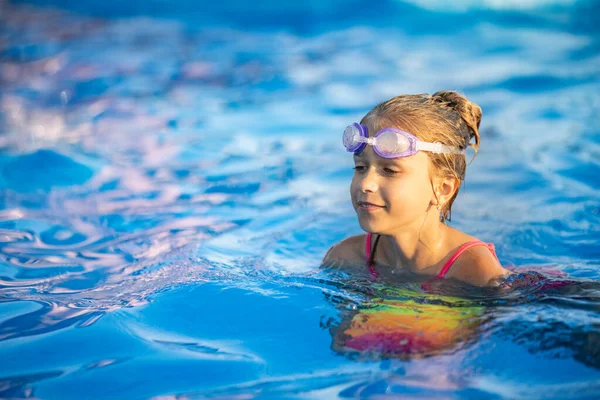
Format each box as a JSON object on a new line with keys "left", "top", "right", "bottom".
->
{"left": 0, "top": 0, "right": 599, "bottom": 397}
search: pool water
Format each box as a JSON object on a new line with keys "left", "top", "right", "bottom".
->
{"left": 1, "top": 0, "right": 600, "bottom": 398}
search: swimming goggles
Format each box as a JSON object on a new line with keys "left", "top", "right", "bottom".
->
{"left": 343, "top": 123, "right": 465, "bottom": 159}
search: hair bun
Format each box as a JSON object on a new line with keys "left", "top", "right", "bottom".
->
{"left": 431, "top": 90, "right": 482, "bottom": 150}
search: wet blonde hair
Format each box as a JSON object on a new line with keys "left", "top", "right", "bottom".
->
{"left": 360, "top": 90, "right": 482, "bottom": 223}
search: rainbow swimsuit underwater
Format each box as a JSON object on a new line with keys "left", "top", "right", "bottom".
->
{"left": 333, "top": 234, "right": 496, "bottom": 357}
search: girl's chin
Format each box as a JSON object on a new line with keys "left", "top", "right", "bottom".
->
{"left": 358, "top": 218, "right": 384, "bottom": 234}
{"left": 357, "top": 215, "right": 408, "bottom": 235}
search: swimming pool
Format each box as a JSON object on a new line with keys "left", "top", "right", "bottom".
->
{"left": 1, "top": 0, "right": 599, "bottom": 398}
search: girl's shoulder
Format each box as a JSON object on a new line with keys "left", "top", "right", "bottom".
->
{"left": 442, "top": 227, "right": 508, "bottom": 286}
{"left": 322, "top": 234, "right": 368, "bottom": 270}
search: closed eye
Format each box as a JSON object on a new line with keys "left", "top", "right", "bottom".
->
{"left": 383, "top": 167, "right": 399, "bottom": 174}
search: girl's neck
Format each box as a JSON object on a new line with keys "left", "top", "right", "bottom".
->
{"left": 380, "top": 212, "right": 449, "bottom": 272}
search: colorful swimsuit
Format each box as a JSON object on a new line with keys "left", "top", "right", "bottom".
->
{"left": 332, "top": 235, "right": 571, "bottom": 358}
{"left": 331, "top": 234, "right": 496, "bottom": 358}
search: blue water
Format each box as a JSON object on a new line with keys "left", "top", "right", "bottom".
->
{"left": 1, "top": 0, "right": 600, "bottom": 398}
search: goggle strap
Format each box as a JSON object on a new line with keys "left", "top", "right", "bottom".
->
{"left": 416, "top": 141, "right": 465, "bottom": 155}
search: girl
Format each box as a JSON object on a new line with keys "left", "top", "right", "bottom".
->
{"left": 323, "top": 90, "right": 510, "bottom": 288}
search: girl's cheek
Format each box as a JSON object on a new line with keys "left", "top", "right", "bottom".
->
{"left": 349, "top": 179, "right": 358, "bottom": 199}
{"left": 350, "top": 175, "right": 361, "bottom": 191}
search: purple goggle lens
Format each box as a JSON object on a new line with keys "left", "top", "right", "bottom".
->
{"left": 342, "top": 123, "right": 416, "bottom": 159}
{"left": 342, "top": 123, "right": 367, "bottom": 153}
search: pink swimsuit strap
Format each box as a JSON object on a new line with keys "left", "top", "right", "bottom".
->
{"left": 434, "top": 240, "right": 498, "bottom": 279}
{"left": 365, "top": 233, "right": 498, "bottom": 281}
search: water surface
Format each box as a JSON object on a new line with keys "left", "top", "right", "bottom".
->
{"left": 1, "top": 0, "right": 600, "bottom": 398}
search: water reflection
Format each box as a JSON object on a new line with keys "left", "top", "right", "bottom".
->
{"left": 0, "top": 0, "right": 599, "bottom": 397}
{"left": 0, "top": 370, "right": 64, "bottom": 399}
{"left": 327, "top": 288, "right": 484, "bottom": 361}
{"left": 319, "top": 271, "right": 600, "bottom": 372}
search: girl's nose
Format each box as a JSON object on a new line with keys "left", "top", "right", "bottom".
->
{"left": 360, "top": 169, "right": 379, "bottom": 193}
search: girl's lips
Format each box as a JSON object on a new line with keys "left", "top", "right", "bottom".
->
{"left": 358, "top": 201, "right": 385, "bottom": 211}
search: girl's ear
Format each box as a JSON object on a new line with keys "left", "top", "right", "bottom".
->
{"left": 432, "top": 176, "right": 460, "bottom": 207}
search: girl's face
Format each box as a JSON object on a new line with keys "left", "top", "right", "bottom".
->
{"left": 350, "top": 130, "right": 436, "bottom": 234}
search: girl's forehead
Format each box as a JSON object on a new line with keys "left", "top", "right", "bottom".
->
{"left": 354, "top": 147, "right": 429, "bottom": 168}
{"left": 363, "top": 118, "right": 416, "bottom": 138}
{"left": 363, "top": 120, "right": 388, "bottom": 136}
